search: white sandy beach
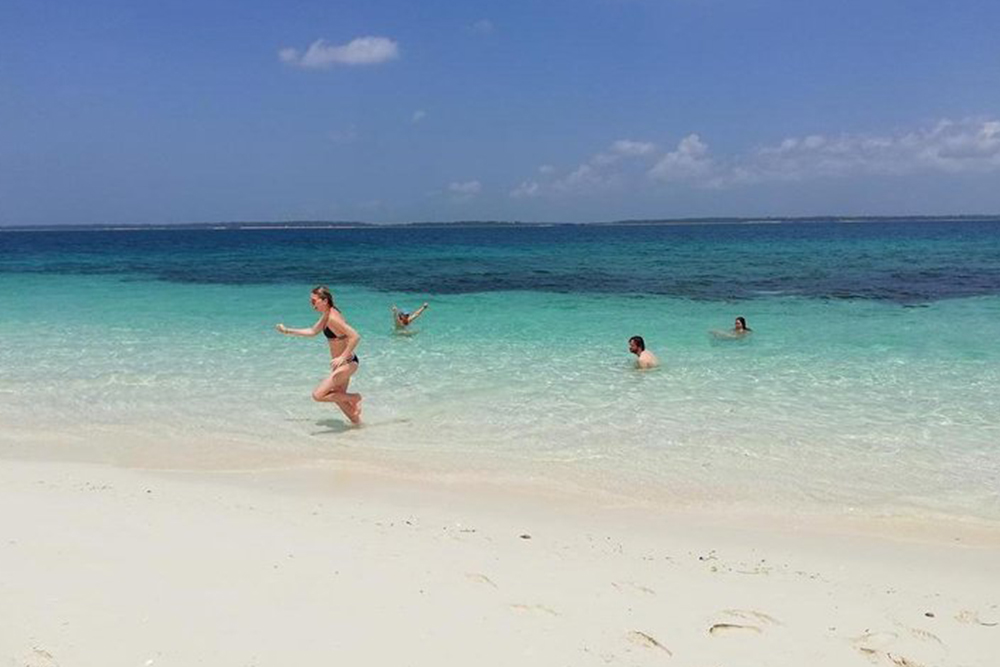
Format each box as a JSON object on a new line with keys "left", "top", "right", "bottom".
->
{"left": 1, "top": 458, "right": 997, "bottom": 667}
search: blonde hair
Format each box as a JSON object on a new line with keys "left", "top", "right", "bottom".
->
{"left": 311, "top": 285, "right": 335, "bottom": 308}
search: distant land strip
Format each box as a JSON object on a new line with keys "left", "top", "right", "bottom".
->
{"left": 2, "top": 214, "right": 999, "bottom": 233}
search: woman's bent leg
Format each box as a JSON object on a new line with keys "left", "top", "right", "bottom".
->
{"left": 312, "top": 363, "right": 362, "bottom": 424}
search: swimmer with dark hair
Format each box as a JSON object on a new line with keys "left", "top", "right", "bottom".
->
{"left": 628, "top": 335, "right": 659, "bottom": 369}
{"left": 711, "top": 316, "right": 752, "bottom": 340}
{"left": 391, "top": 302, "right": 429, "bottom": 331}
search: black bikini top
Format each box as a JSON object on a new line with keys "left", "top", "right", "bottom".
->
{"left": 323, "top": 307, "right": 346, "bottom": 339}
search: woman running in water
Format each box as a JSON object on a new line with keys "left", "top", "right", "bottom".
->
{"left": 276, "top": 286, "right": 362, "bottom": 425}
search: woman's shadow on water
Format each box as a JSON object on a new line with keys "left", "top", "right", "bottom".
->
{"left": 285, "top": 417, "right": 412, "bottom": 436}
{"left": 312, "top": 418, "right": 355, "bottom": 435}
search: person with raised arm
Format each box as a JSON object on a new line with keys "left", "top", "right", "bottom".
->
{"left": 391, "top": 302, "right": 429, "bottom": 331}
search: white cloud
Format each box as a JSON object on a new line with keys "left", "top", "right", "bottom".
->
{"left": 647, "top": 134, "right": 714, "bottom": 183}
{"left": 449, "top": 180, "right": 482, "bottom": 195}
{"left": 547, "top": 138, "right": 658, "bottom": 193}
{"left": 591, "top": 139, "right": 657, "bottom": 166}
{"left": 470, "top": 19, "right": 494, "bottom": 34}
{"left": 553, "top": 164, "right": 614, "bottom": 193}
{"left": 279, "top": 36, "right": 399, "bottom": 68}
{"left": 412, "top": 110, "right": 427, "bottom": 123}
{"left": 278, "top": 47, "right": 300, "bottom": 64}
{"left": 738, "top": 118, "right": 1000, "bottom": 184}
{"left": 643, "top": 118, "right": 1000, "bottom": 189}
{"left": 448, "top": 180, "right": 482, "bottom": 200}
{"left": 510, "top": 118, "right": 1000, "bottom": 200}
{"left": 611, "top": 139, "right": 656, "bottom": 157}
{"left": 936, "top": 120, "right": 1000, "bottom": 160}
{"left": 510, "top": 181, "right": 540, "bottom": 198}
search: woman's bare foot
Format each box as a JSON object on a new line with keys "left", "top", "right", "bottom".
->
{"left": 327, "top": 393, "right": 362, "bottom": 425}
{"left": 346, "top": 395, "right": 363, "bottom": 425}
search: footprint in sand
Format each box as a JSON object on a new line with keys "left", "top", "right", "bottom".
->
{"left": 722, "top": 609, "right": 781, "bottom": 626}
{"left": 852, "top": 630, "right": 898, "bottom": 651}
{"left": 708, "top": 608, "right": 780, "bottom": 637}
{"left": 510, "top": 603, "right": 559, "bottom": 617}
{"left": 709, "top": 623, "right": 762, "bottom": 637}
{"left": 465, "top": 572, "right": 498, "bottom": 588}
{"left": 612, "top": 581, "right": 656, "bottom": 595}
{"left": 906, "top": 627, "right": 942, "bottom": 644}
{"left": 22, "top": 648, "right": 60, "bottom": 667}
{"left": 955, "top": 609, "right": 999, "bottom": 626}
{"left": 851, "top": 631, "right": 926, "bottom": 667}
{"left": 625, "top": 630, "right": 672, "bottom": 656}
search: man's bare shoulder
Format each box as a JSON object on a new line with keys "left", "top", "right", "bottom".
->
{"left": 637, "top": 351, "right": 659, "bottom": 369}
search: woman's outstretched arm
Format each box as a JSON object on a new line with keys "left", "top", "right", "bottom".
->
{"left": 276, "top": 311, "right": 329, "bottom": 337}
{"left": 408, "top": 302, "right": 429, "bottom": 322}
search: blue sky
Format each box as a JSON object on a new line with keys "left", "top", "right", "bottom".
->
{"left": 2, "top": 0, "right": 999, "bottom": 225}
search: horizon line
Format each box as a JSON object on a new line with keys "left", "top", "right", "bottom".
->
{"left": 2, "top": 214, "right": 999, "bottom": 233}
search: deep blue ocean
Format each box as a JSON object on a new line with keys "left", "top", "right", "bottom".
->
{"left": 4, "top": 220, "right": 1000, "bottom": 302}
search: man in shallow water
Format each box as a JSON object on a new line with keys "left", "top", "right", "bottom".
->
{"left": 628, "top": 335, "right": 659, "bottom": 369}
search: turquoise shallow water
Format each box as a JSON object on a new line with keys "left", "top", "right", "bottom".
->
{"left": 1, "top": 222, "right": 999, "bottom": 520}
